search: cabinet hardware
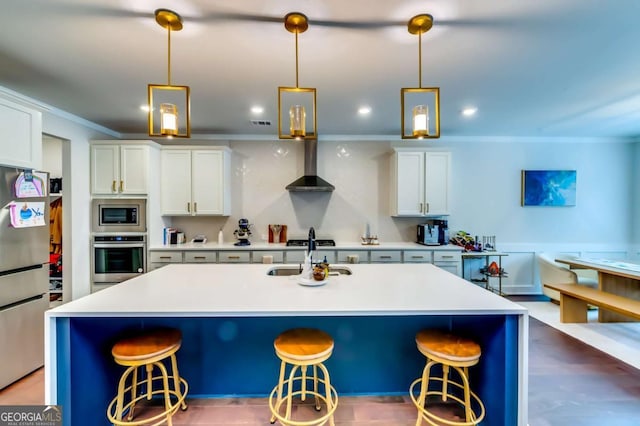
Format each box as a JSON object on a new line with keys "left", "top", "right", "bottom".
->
{"left": 194, "top": 202, "right": 197, "bottom": 213}
{"left": 159, "top": 256, "right": 171, "bottom": 259}
{"left": 411, "top": 256, "right": 424, "bottom": 259}
{"left": 441, "top": 255, "right": 454, "bottom": 259}
{"left": 228, "top": 256, "right": 240, "bottom": 260}
{"left": 187, "top": 202, "right": 190, "bottom": 213}
{"left": 419, "top": 202, "right": 423, "bottom": 214}
{"left": 379, "top": 255, "right": 392, "bottom": 259}
{"left": 194, "top": 256, "right": 206, "bottom": 260}
{"left": 426, "top": 202, "right": 429, "bottom": 213}
{"left": 119, "top": 180, "right": 123, "bottom": 193}
{"left": 112, "top": 180, "right": 116, "bottom": 192}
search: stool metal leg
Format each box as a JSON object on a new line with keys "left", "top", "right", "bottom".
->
{"left": 170, "top": 354, "right": 188, "bottom": 411}
{"left": 285, "top": 365, "right": 300, "bottom": 421}
{"left": 313, "top": 365, "right": 321, "bottom": 411}
{"left": 415, "top": 360, "right": 436, "bottom": 426}
{"left": 154, "top": 361, "right": 173, "bottom": 426}
{"left": 115, "top": 366, "right": 134, "bottom": 421}
{"left": 270, "top": 360, "right": 287, "bottom": 424}
{"left": 127, "top": 366, "right": 138, "bottom": 421}
{"left": 145, "top": 364, "right": 153, "bottom": 400}
{"left": 442, "top": 364, "right": 450, "bottom": 402}
{"left": 317, "top": 363, "right": 335, "bottom": 426}
{"left": 301, "top": 365, "right": 307, "bottom": 401}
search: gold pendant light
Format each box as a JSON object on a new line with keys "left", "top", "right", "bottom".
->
{"left": 148, "top": 8, "right": 191, "bottom": 138}
{"left": 278, "top": 12, "right": 317, "bottom": 140}
{"left": 401, "top": 14, "right": 440, "bottom": 139}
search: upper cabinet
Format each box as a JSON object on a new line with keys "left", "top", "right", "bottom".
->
{"left": 390, "top": 149, "right": 451, "bottom": 216}
{"left": 0, "top": 96, "right": 42, "bottom": 169}
{"left": 91, "top": 141, "right": 156, "bottom": 196}
{"left": 160, "top": 147, "right": 231, "bottom": 216}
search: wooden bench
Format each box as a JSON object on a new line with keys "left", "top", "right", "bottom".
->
{"left": 543, "top": 283, "right": 640, "bottom": 323}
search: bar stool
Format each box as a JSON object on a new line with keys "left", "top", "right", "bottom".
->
{"left": 106, "top": 328, "right": 189, "bottom": 426}
{"left": 268, "top": 328, "right": 338, "bottom": 426}
{"left": 409, "top": 329, "right": 485, "bottom": 426}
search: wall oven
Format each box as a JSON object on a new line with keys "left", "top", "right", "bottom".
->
{"left": 92, "top": 235, "right": 146, "bottom": 284}
{"left": 92, "top": 198, "right": 146, "bottom": 233}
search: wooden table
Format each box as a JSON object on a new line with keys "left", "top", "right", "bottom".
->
{"left": 555, "top": 258, "right": 640, "bottom": 322}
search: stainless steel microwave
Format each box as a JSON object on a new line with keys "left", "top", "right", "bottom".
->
{"left": 92, "top": 198, "right": 146, "bottom": 233}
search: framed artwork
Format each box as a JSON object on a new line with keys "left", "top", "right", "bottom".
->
{"left": 521, "top": 170, "right": 576, "bottom": 206}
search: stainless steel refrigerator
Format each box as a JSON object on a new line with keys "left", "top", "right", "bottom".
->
{"left": 0, "top": 166, "right": 49, "bottom": 389}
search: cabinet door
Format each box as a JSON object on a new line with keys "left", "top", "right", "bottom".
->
{"left": 0, "top": 97, "right": 42, "bottom": 169}
{"left": 161, "top": 150, "right": 192, "bottom": 215}
{"left": 91, "top": 145, "right": 119, "bottom": 195}
{"left": 120, "top": 145, "right": 148, "bottom": 194}
{"left": 395, "top": 152, "right": 425, "bottom": 216}
{"left": 423, "top": 152, "right": 450, "bottom": 215}
{"left": 191, "top": 150, "right": 226, "bottom": 215}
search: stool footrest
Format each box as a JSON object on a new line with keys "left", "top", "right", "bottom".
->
{"left": 107, "top": 376, "right": 188, "bottom": 426}
{"left": 269, "top": 377, "right": 338, "bottom": 426}
{"left": 409, "top": 377, "right": 485, "bottom": 426}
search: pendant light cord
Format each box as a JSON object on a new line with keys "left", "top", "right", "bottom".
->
{"left": 295, "top": 30, "right": 299, "bottom": 88}
{"left": 418, "top": 31, "right": 422, "bottom": 89}
{"left": 167, "top": 26, "right": 172, "bottom": 85}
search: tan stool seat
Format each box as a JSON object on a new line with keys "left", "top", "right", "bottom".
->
{"left": 112, "top": 328, "right": 182, "bottom": 362}
{"left": 274, "top": 328, "right": 334, "bottom": 361}
{"left": 410, "top": 329, "right": 485, "bottom": 426}
{"left": 416, "top": 329, "right": 481, "bottom": 364}
{"left": 269, "top": 328, "right": 338, "bottom": 426}
{"left": 107, "top": 328, "right": 188, "bottom": 426}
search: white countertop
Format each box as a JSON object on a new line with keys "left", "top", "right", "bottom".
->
{"left": 149, "top": 242, "right": 464, "bottom": 251}
{"left": 47, "top": 263, "right": 526, "bottom": 318}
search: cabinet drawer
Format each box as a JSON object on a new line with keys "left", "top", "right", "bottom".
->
{"left": 337, "top": 251, "right": 369, "bottom": 264}
{"left": 434, "top": 252, "right": 461, "bottom": 262}
{"left": 184, "top": 252, "right": 217, "bottom": 263}
{"left": 218, "top": 251, "right": 250, "bottom": 263}
{"left": 149, "top": 251, "right": 183, "bottom": 263}
{"left": 252, "top": 251, "right": 284, "bottom": 263}
{"left": 370, "top": 251, "right": 401, "bottom": 263}
{"left": 403, "top": 251, "right": 433, "bottom": 263}
{"left": 285, "top": 251, "right": 305, "bottom": 264}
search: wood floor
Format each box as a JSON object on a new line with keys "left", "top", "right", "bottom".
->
{"left": 1, "top": 318, "right": 639, "bottom": 425}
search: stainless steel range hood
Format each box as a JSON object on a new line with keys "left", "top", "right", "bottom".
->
{"left": 286, "top": 139, "right": 335, "bottom": 192}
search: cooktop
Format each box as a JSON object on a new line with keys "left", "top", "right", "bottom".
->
{"left": 286, "top": 239, "right": 336, "bottom": 247}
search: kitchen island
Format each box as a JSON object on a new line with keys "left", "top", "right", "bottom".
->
{"left": 45, "top": 263, "right": 528, "bottom": 426}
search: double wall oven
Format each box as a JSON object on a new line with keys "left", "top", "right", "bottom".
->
{"left": 91, "top": 199, "right": 146, "bottom": 285}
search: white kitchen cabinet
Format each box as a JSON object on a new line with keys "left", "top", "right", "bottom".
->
{"left": 402, "top": 251, "right": 433, "bottom": 263}
{"left": 91, "top": 141, "right": 154, "bottom": 195}
{"left": 370, "top": 250, "right": 401, "bottom": 263}
{"left": 433, "top": 251, "right": 462, "bottom": 276}
{"left": 161, "top": 147, "right": 231, "bottom": 216}
{"left": 390, "top": 149, "right": 450, "bottom": 216}
{"left": 0, "top": 96, "right": 42, "bottom": 169}
{"left": 252, "top": 251, "right": 285, "bottom": 264}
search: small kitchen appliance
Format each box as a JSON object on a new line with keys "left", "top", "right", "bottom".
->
{"left": 233, "top": 218, "right": 252, "bottom": 246}
{"left": 417, "top": 219, "right": 449, "bottom": 246}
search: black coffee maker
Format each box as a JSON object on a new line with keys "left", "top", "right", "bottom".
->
{"left": 417, "top": 219, "right": 449, "bottom": 245}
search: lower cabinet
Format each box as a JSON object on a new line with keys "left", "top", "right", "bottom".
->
{"left": 147, "top": 248, "right": 461, "bottom": 275}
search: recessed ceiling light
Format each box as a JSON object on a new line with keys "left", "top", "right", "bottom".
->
{"left": 462, "top": 107, "right": 477, "bottom": 117}
{"left": 251, "top": 106, "right": 264, "bottom": 114}
{"left": 358, "top": 106, "right": 372, "bottom": 115}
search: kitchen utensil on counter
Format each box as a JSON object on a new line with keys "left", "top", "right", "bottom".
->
{"left": 269, "top": 224, "right": 282, "bottom": 244}
{"left": 233, "top": 218, "right": 252, "bottom": 246}
{"left": 268, "top": 224, "right": 287, "bottom": 243}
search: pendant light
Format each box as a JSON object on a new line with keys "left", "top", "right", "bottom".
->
{"left": 401, "top": 14, "right": 440, "bottom": 139}
{"left": 148, "top": 8, "right": 191, "bottom": 138}
{"left": 278, "top": 12, "right": 317, "bottom": 140}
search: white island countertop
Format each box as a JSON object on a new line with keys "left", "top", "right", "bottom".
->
{"left": 47, "top": 263, "right": 526, "bottom": 318}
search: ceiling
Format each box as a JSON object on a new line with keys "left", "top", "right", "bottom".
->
{"left": 2, "top": 0, "right": 640, "bottom": 140}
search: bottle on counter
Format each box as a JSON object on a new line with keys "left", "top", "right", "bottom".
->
{"left": 218, "top": 229, "right": 224, "bottom": 245}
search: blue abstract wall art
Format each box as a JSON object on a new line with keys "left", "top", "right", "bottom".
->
{"left": 521, "top": 170, "right": 577, "bottom": 207}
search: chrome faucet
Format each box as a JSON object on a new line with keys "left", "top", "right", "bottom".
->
{"left": 308, "top": 227, "right": 316, "bottom": 262}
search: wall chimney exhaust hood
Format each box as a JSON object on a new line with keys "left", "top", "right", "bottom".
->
{"left": 286, "top": 139, "right": 335, "bottom": 192}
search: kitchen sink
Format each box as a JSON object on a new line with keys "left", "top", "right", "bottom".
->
{"left": 266, "top": 266, "right": 352, "bottom": 276}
